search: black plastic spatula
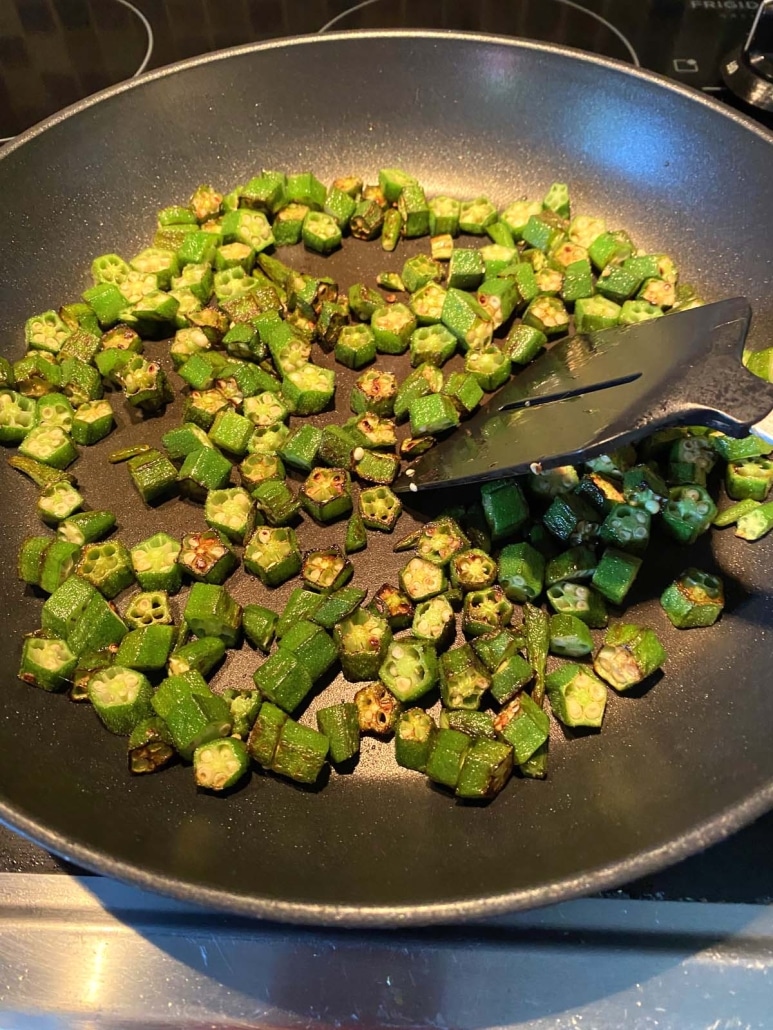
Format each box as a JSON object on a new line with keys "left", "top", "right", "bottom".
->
{"left": 393, "top": 297, "right": 773, "bottom": 494}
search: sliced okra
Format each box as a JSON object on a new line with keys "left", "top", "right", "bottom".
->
{"left": 498, "top": 542, "right": 545, "bottom": 603}
{"left": 242, "top": 604, "right": 278, "bottom": 654}
{"left": 77, "top": 540, "right": 134, "bottom": 599}
{"left": 128, "top": 449, "right": 178, "bottom": 504}
{"left": 412, "top": 595, "right": 455, "bottom": 650}
{"left": 594, "top": 623, "right": 666, "bottom": 692}
{"left": 301, "top": 467, "right": 353, "bottom": 523}
{"left": 546, "top": 664, "right": 607, "bottom": 729}
{"left": 131, "top": 533, "right": 182, "bottom": 593}
{"left": 278, "top": 619, "right": 338, "bottom": 682}
{"left": 244, "top": 526, "right": 301, "bottom": 587}
{"left": 462, "top": 585, "right": 513, "bottom": 637}
{"left": 184, "top": 582, "right": 241, "bottom": 646}
{"left": 37, "top": 480, "right": 83, "bottom": 525}
{"left": 546, "top": 581, "right": 608, "bottom": 628}
{"left": 359, "top": 485, "right": 403, "bottom": 532}
{"left": 178, "top": 530, "right": 237, "bottom": 585}
{"left": 317, "top": 703, "right": 360, "bottom": 765}
{"left": 88, "top": 665, "right": 153, "bottom": 734}
{"left": 57, "top": 510, "right": 116, "bottom": 546}
{"left": 18, "top": 633, "right": 78, "bottom": 692}
{"left": 660, "top": 568, "right": 724, "bottom": 628}
{"left": 123, "top": 590, "right": 173, "bottom": 630}
{"left": 301, "top": 547, "right": 353, "bottom": 593}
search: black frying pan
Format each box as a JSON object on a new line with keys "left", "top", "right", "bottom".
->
{"left": 1, "top": 31, "right": 773, "bottom": 927}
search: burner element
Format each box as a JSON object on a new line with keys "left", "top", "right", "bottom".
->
{"left": 318, "top": 0, "right": 640, "bottom": 66}
{"left": 0, "top": 0, "right": 153, "bottom": 140}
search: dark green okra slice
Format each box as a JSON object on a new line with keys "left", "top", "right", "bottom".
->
{"left": 481, "top": 478, "right": 529, "bottom": 541}
{"left": 394, "top": 364, "right": 443, "bottom": 423}
{"left": 439, "top": 644, "right": 490, "bottom": 710}
{"left": 546, "top": 663, "right": 607, "bottom": 728}
{"left": 88, "top": 665, "right": 153, "bottom": 733}
{"left": 622, "top": 464, "right": 669, "bottom": 514}
{"left": 456, "top": 738, "right": 514, "bottom": 800}
{"left": 498, "top": 542, "right": 545, "bottom": 603}
{"left": 599, "top": 503, "right": 651, "bottom": 556}
{"left": 77, "top": 540, "right": 134, "bottom": 599}
{"left": 395, "top": 708, "right": 437, "bottom": 772}
{"left": 244, "top": 526, "right": 301, "bottom": 587}
{"left": 316, "top": 703, "right": 360, "bottom": 765}
{"left": 494, "top": 692, "right": 550, "bottom": 765}
{"left": 409, "top": 393, "right": 460, "bottom": 436}
{"left": 312, "top": 586, "right": 368, "bottom": 630}
{"left": 276, "top": 424, "right": 322, "bottom": 473}
{"left": 276, "top": 588, "right": 324, "bottom": 638}
{"left": 131, "top": 532, "right": 182, "bottom": 593}
{"left": 489, "top": 646, "right": 535, "bottom": 706}
{"left": 462, "top": 585, "right": 513, "bottom": 637}
{"left": 591, "top": 547, "right": 642, "bottom": 605}
{"left": 123, "top": 590, "right": 173, "bottom": 630}
{"left": 152, "top": 673, "right": 232, "bottom": 760}
{"left": 115, "top": 624, "right": 175, "bottom": 672}
{"left": 252, "top": 476, "right": 300, "bottom": 527}
{"left": 178, "top": 530, "right": 237, "bottom": 585}
{"left": 574, "top": 472, "right": 624, "bottom": 514}
{"left": 271, "top": 718, "right": 329, "bottom": 784}
{"left": 660, "top": 567, "right": 724, "bottom": 628}
{"left": 41, "top": 575, "right": 97, "bottom": 638}
{"left": 439, "top": 709, "right": 497, "bottom": 740}
{"left": 544, "top": 545, "right": 597, "bottom": 587}
{"left": 128, "top": 716, "right": 176, "bottom": 775}
{"left": 253, "top": 650, "right": 314, "bottom": 714}
{"left": 193, "top": 737, "right": 249, "bottom": 791}
{"left": 594, "top": 623, "right": 666, "bottom": 691}
{"left": 279, "top": 619, "right": 338, "bottom": 682}
{"left": 470, "top": 628, "right": 522, "bottom": 673}
{"left": 18, "top": 633, "right": 78, "bottom": 692}
{"left": 543, "top": 493, "right": 600, "bottom": 546}
{"left": 425, "top": 728, "right": 470, "bottom": 789}
{"left": 184, "top": 582, "right": 242, "bottom": 646}
{"left": 667, "top": 435, "right": 716, "bottom": 487}
{"left": 127, "top": 449, "right": 178, "bottom": 504}
{"left": 247, "top": 701, "right": 287, "bottom": 767}
{"left": 662, "top": 485, "right": 717, "bottom": 545}
{"left": 354, "top": 682, "right": 402, "bottom": 736}
{"left": 449, "top": 548, "right": 498, "bottom": 592}
{"left": 178, "top": 447, "right": 232, "bottom": 499}
{"left": 379, "top": 637, "right": 438, "bottom": 703}
{"left": 549, "top": 613, "right": 594, "bottom": 657}
{"left": 415, "top": 517, "right": 469, "bottom": 566}
{"left": 242, "top": 604, "right": 278, "bottom": 654}
{"left": 412, "top": 595, "right": 455, "bottom": 650}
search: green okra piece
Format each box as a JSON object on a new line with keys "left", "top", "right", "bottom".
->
{"left": 574, "top": 472, "right": 624, "bottom": 514}
{"left": 57, "top": 510, "right": 116, "bottom": 546}
{"left": 523, "top": 602, "right": 549, "bottom": 709}
{"left": 489, "top": 652, "right": 535, "bottom": 706}
{"left": 498, "top": 542, "right": 545, "bottom": 603}
{"left": 205, "top": 486, "right": 255, "bottom": 543}
{"left": 494, "top": 692, "right": 550, "bottom": 765}
{"left": 117, "top": 356, "right": 173, "bottom": 411}
{"left": 546, "top": 580, "right": 608, "bottom": 628}
{"left": 152, "top": 676, "right": 232, "bottom": 761}
{"left": 459, "top": 196, "right": 498, "bottom": 234}
{"left": 591, "top": 548, "right": 642, "bottom": 605}
{"left": 279, "top": 619, "right": 338, "bottom": 682}
{"left": 316, "top": 703, "right": 360, "bottom": 765}
{"left": 41, "top": 575, "right": 97, "bottom": 638}
{"left": 239, "top": 452, "right": 284, "bottom": 490}
{"left": 549, "top": 613, "right": 594, "bottom": 657}
{"left": 194, "top": 737, "right": 249, "bottom": 791}
{"left": 544, "top": 545, "right": 597, "bottom": 587}
{"left": 439, "top": 709, "right": 497, "bottom": 740}
{"left": 713, "top": 497, "right": 761, "bottom": 528}
{"left": 394, "top": 363, "right": 443, "bottom": 422}
{"left": 425, "top": 728, "right": 470, "bottom": 789}
{"left": 350, "top": 368, "right": 398, "bottom": 417}
{"left": 410, "top": 324, "right": 457, "bottom": 368}
{"left": 34, "top": 392, "right": 73, "bottom": 433}
{"left": 225, "top": 689, "right": 262, "bottom": 740}
{"left": 108, "top": 444, "right": 153, "bottom": 464}
{"left": 399, "top": 556, "right": 446, "bottom": 603}
{"left": 244, "top": 526, "right": 301, "bottom": 587}
{"left": 88, "top": 665, "right": 153, "bottom": 734}
{"left": 123, "top": 590, "right": 173, "bottom": 630}
{"left": 395, "top": 708, "right": 437, "bottom": 772}
{"left": 379, "top": 636, "right": 438, "bottom": 703}
{"left": 18, "top": 633, "right": 78, "bottom": 692}
{"left": 277, "top": 424, "right": 323, "bottom": 473}
{"left": 168, "top": 636, "right": 225, "bottom": 678}
{"left": 345, "top": 511, "right": 368, "bottom": 554}
{"left": 439, "top": 643, "right": 490, "bottom": 710}
{"left": 348, "top": 282, "right": 384, "bottom": 322}
{"left": 35, "top": 539, "right": 80, "bottom": 594}
{"left": 543, "top": 492, "right": 600, "bottom": 545}
{"left": 77, "top": 539, "right": 134, "bottom": 599}
{"left": 271, "top": 718, "right": 329, "bottom": 784}
{"left": 301, "top": 547, "right": 353, "bottom": 593}
{"left": 184, "top": 582, "right": 241, "bottom": 647}
{"left": 208, "top": 408, "right": 254, "bottom": 457}
{"left": 276, "top": 588, "right": 324, "bottom": 639}
{"left": 178, "top": 447, "right": 232, "bottom": 499}
{"left": 449, "top": 548, "right": 498, "bottom": 592}
{"left": 312, "top": 586, "right": 368, "bottom": 630}
{"left": 0, "top": 391, "right": 36, "bottom": 444}
{"left": 412, "top": 595, "right": 456, "bottom": 650}
{"left": 247, "top": 701, "right": 288, "bottom": 767}
{"left": 448, "top": 248, "right": 485, "bottom": 290}
{"left": 127, "top": 449, "right": 178, "bottom": 504}
{"left": 18, "top": 425, "right": 77, "bottom": 470}
{"left": 594, "top": 623, "right": 666, "bottom": 692}
{"left": 725, "top": 456, "right": 773, "bottom": 502}
{"left": 462, "top": 585, "right": 513, "bottom": 637}
{"left": 622, "top": 464, "right": 669, "bottom": 514}
{"left": 335, "top": 323, "right": 377, "bottom": 370}
{"left": 546, "top": 663, "right": 607, "bottom": 729}
{"left": 456, "top": 738, "right": 514, "bottom": 800}
{"left": 415, "top": 516, "right": 469, "bottom": 566}
{"left": 282, "top": 363, "right": 336, "bottom": 417}
{"left": 662, "top": 485, "right": 717, "bottom": 545}
{"left": 660, "top": 568, "right": 725, "bottom": 628}
{"left": 470, "top": 628, "right": 522, "bottom": 673}
{"left": 37, "top": 480, "right": 83, "bottom": 525}
{"left": 115, "top": 624, "right": 175, "bottom": 672}
{"left": 481, "top": 478, "right": 529, "bottom": 541}
{"left": 254, "top": 649, "right": 313, "bottom": 714}
{"left": 354, "top": 682, "right": 402, "bottom": 736}
{"left": 253, "top": 478, "right": 301, "bottom": 527}
{"left": 301, "top": 467, "right": 352, "bottom": 523}
{"left": 599, "top": 503, "right": 650, "bottom": 556}
{"left": 130, "top": 533, "right": 182, "bottom": 594}
{"left": 359, "top": 485, "right": 403, "bottom": 532}
{"left": 66, "top": 589, "right": 127, "bottom": 656}
{"left": 71, "top": 399, "right": 114, "bottom": 446}
{"left": 179, "top": 530, "right": 237, "bottom": 585}
{"left": 242, "top": 602, "right": 278, "bottom": 654}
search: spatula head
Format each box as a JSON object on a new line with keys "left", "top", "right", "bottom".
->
{"left": 395, "top": 297, "right": 773, "bottom": 493}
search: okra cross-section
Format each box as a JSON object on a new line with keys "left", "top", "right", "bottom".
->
{"left": 244, "top": 527, "right": 301, "bottom": 587}
{"left": 77, "top": 540, "right": 134, "bottom": 599}
{"left": 205, "top": 486, "right": 255, "bottom": 543}
{"left": 131, "top": 533, "right": 182, "bottom": 593}
{"left": 462, "top": 586, "right": 514, "bottom": 637}
{"left": 18, "top": 634, "right": 78, "bottom": 692}
{"left": 359, "top": 486, "right": 403, "bottom": 532}
{"left": 415, "top": 517, "right": 469, "bottom": 566}
{"left": 334, "top": 608, "right": 392, "bottom": 682}
{"left": 194, "top": 737, "right": 249, "bottom": 791}
{"left": 545, "top": 664, "right": 607, "bottom": 729}
{"left": 301, "top": 467, "right": 352, "bottom": 523}
{"left": 660, "top": 568, "right": 724, "bottom": 628}
{"left": 302, "top": 547, "right": 352, "bottom": 593}
{"left": 88, "top": 665, "right": 153, "bottom": 734}
{"left": 178, "top": 530, "right": 237, "bottom": 585}
{"left": 354, "top": 683, "right": 402, "bottom": 736}
{"left": 594, "top": 623, "right": 666, "bottom": 691}
{"left": 379, "top": 637, "right": 438, "bottom": 703}
{"left": 439, "top": 644, "right": 491, "bottom": 710}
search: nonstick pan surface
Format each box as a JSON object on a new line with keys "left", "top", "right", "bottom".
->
{"left": 1, "top": 32, "right": 773, "bottom": 926}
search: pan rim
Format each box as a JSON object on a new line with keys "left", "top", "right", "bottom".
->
{"left": 2, "top": 29, "right": 773, "bottom": 926}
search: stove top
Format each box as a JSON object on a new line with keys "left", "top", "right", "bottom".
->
{"left": 2, "top": 0, "right": 773, "bottom": 907}
{"left": 1, "top": 0, "right": 768, "bottom": 140}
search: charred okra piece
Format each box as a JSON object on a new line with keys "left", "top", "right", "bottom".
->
{"left": 369, "top": 583, "right": 415, "bottom": 630}
{"left": 456, "top": 738, "right": 513, "bottom": 799}
{"left": 543, "top": 493, "right": 600, "bottom": 545}
{"left": 415, "top": 517, "right": 469, "bottom": 566}
{"left": 301, "top": 467, "right": 352, "bottom": 523}
{"left": 439, "top": 644, "right": 490, "bottom": 710}
{"left": 546, "top": 664, "right": 607, "bottom": 729}
{"left": 178, "top": 530, "right": 237, "bottom": 585}
{"left": 660, "top": 568, "right": 724, "bottom": 628}
{"left": 359, "top": 485, "right": 403, "bottom": 532}
{"left": 355, "top": 683, "right": 401, "bottom": 736}
{"left": 244, "top": 526, "right": 301, "bottom": 587}
{"left": 395, "top": 708, "right": 437, "bottom": 772}
{"left": 302, "top": 547, "right": 353, "bottom": 593}
{"left": 462, "top": 586, "right": 513, "bottom": 637}
{"left": 399, "top": 556, "right": 446, "bottom": 602}
{"left": 316, "top": 703, "right": 360, "bottom": 765}
{"left": 334, "top": 608, "right": 392, "bottom": 682}
{"left": 622, "top": 465, "right": 669, "bottom": 514}
{"left": 350, "top": 368, "right": 398, "bottom": 416}
{"left": 311, "top": 586, "right": 368, "bottom": 630}
{"left": 279, "top": 619, "right": 338, "bottom": 682}
{"left": 271, "top": 719, "right": 329, "bottom": 784}
{"left": 128, "top": 717, "right": 176, "bottom": 775}
{"left": 594, "top": 623, "right": 666, "bottom": 691}
{"left": 450, "top": 548, "right": 498, "bottom": 592}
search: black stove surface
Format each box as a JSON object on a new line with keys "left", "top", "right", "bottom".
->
{"left": 3, "top": 0, "right": 773, "bottom": 905}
